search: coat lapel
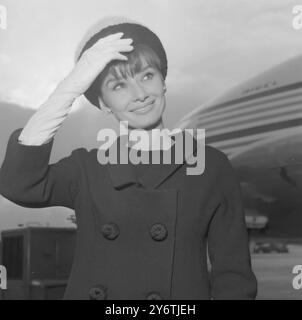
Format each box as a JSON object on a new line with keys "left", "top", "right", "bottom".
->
{"left": 106, "top": 130, "right": 199, "bottom": 190}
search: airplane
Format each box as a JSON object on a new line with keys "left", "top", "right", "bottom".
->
{"left": 174, "top": 54, "right": 302, "bottom": 238}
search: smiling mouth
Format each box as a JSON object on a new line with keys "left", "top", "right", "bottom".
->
{"left": 131, "top": 101, "right": 155, "bottom": 114}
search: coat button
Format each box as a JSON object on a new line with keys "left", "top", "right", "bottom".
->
{"left": 89, "top": 284, "right": 108, "bottom": 300}
{"left": 146, "top": 292, "right": 163, "bottom": 300}
{"left": 101, "top": 223, "right": 120, "bottom": 240}
{"left": 150, "top": 223, "right": 168, "bottom": 241}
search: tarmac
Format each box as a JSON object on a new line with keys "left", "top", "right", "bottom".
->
{"left": 252, "top": 244, "right": 302, "bottom": 300}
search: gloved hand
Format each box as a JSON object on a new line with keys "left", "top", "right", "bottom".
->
{"left": 59, "top": 32, "right": 133, "bottom": 97}
{"left": 18, "top": 32, "right": 133, "bottom": 146}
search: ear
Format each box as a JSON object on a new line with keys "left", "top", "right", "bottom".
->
{"left": 163, "top": 81, "right": 167, "bottom": 93}
{"left": 97, "top": 96, "right": 112, "bottom": 113}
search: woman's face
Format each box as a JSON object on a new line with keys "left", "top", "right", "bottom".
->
{"left": 99, "top": 59, "right": 166, "bottom": 130}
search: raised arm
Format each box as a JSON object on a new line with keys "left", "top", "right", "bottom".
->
{"left": 0, "top": 32, "right": 133, "bottom": 208}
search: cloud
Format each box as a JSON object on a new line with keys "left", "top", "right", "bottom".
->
{"left": 0, "top": 75, "right": 84, "bottom": 112}
{"left": 0, "top": 53, "right": 11, "bottom": 65}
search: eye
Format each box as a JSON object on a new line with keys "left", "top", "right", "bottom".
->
{"left": 143, "top": 72, "right": 154, "bottom": 81}
{"left": 113, "top": 82, "right": 125, "bottom": 91}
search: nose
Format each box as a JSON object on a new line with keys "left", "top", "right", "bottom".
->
{"left": 131, "top": 81, "right": 148, "bottom": 102}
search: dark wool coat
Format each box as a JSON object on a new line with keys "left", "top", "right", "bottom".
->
{"left": 0, "top": 128, "right": 257, "bottom": 300}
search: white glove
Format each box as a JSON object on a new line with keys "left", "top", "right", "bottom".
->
{"left": 18, "top": 32, "right": 133, "bottom": 146}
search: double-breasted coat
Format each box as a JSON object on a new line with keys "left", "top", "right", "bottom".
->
{"left": 0, "top": 128, "right": 257, "bottom": 300}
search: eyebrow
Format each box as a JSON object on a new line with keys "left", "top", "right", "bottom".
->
{"left": 105, "top": 65, "right": 154, "bottom": 87}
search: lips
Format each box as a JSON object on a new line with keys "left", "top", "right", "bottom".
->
{"left": 130, "top": 100, "right": 155, "bottom": 114}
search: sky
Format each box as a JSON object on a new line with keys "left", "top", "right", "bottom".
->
{"left": 0, "top": 0, "right": 302, "bottom": 231}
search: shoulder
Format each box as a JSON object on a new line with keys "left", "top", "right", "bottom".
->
{"left": 204, "top": 145, "right": 231, "bottom": 173}
{"left": 187, "top": 132, "right": 231, "bottom": 174}
{"left": 197, "top": 145, "right": 238, "bottom": 189}
{"left": 204, "top": 145, "right": 241, "bottom": 195}
{"left": 205, "top": 144, "right": 228, "bottom": 164}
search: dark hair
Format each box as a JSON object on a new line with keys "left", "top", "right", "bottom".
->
{"left": 92, "top": 44, "right": 163, "bottom": 97}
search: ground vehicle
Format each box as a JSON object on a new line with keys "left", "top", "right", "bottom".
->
{"left": 253, "top": 241, "right": 289, "bottom": 254}
{"left": 245, "top": 210, "right": 269, "bottom": 233}
{"left": 0, "top": 227, "right": 76, "bottom": 300}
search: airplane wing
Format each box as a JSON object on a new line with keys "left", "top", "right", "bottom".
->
{"left": 232, "top": 136, "right": 302, "bottom": 237}
{"left": 231, "top": 131, "right": 302, "bottom": 207}
{"left": 231, "top": 129, "right": 302, "bottom": 169}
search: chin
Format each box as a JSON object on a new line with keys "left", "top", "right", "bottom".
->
{"left": 128, "top": 116, "right": 163, "bottom": 130}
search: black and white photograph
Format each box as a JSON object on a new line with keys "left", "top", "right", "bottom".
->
{"left": 0, "top": 0, "right": 302, "bottom": 302}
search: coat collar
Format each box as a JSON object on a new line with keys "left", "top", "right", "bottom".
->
{"left": 106, "top": 131, "right": 199, "bottom": 189}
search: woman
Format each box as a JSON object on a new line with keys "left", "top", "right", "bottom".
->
{"left": 0, "top": 17, "right": 257, "bottom": 300}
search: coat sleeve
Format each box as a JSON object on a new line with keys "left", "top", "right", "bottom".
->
{"left": 0, "top": 128, "right": 80, "bottom": 209}
{"left": 207, "top": 153, "right": 257, "bottom": 300}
